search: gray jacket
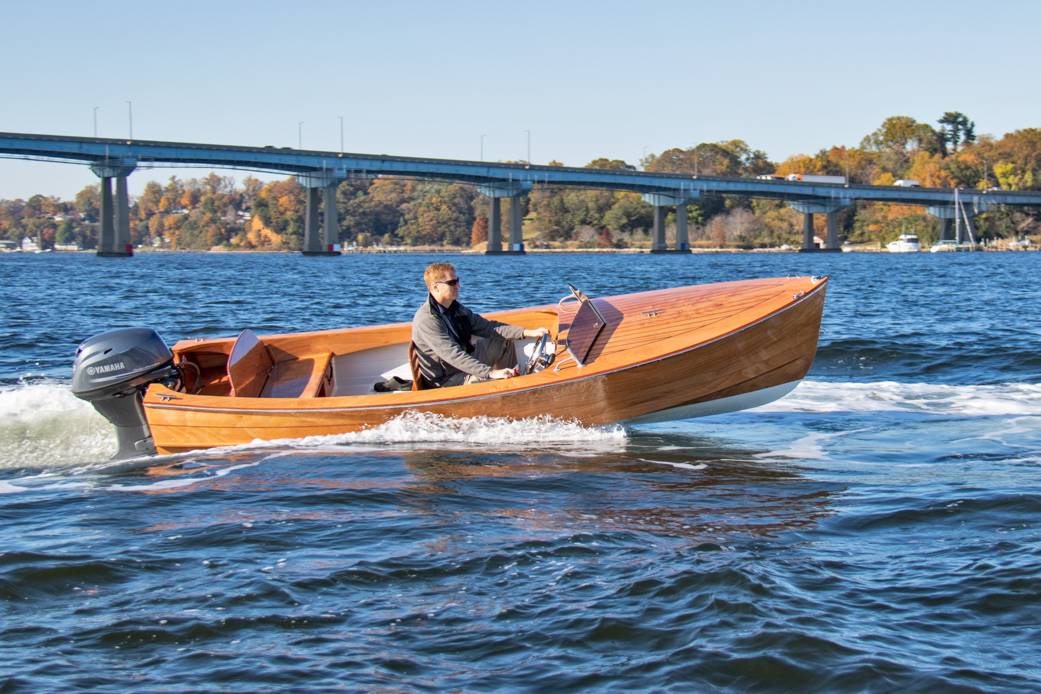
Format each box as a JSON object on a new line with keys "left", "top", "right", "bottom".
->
{"left": 412, "top": 296, "right": 523, "bottom": 386}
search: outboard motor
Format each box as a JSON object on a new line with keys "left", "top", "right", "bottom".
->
{"left": 71, "top": 328, "right": 180, "bottom": 459}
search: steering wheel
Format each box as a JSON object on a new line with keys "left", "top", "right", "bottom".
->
{"left": 520, "top": 333, "right": 554, "bottom": 375}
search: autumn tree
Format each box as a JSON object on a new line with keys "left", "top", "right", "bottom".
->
{"left": 937, "top": 111, "right": 976, "bottom": 154}
{"left": 397, "top": 183, "right": 476, "bottom": 246}
{"left": 602, "top": 193, "right": 653, "bottom": 235}
{"left": 985, "top": 128, "right": 1041, "bottom": 191}
{"left": 905, "top": 151, "right": 953, "bottom": 188}
{"left": 74, "top": 185, "right": 100, "bottom": 223}
{"left": 860, "top": 115, "right": 942, "bottom": 176}
{"left": 585, "top": 158, "right": 636, "bottom": 171}
{"left": 342, "top": 178, "right": 414, "bottom": 245}
{"left": 251, "top": 178, "right": 305, "bottom": 249}
{"left": 470, "top": 215, "right": 488, "bottom": 246}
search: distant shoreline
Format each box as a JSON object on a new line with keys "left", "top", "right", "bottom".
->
{"left": 2, "top": 244, "right": 1034, "bottom": 255}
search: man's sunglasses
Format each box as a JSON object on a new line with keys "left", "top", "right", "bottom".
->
{"left": 438, "top": 278, "right": 460, "bottom": 287}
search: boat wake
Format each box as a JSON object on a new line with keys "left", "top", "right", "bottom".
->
{"left": 0, "top": 381, "right": 113, "bottom": 471}
{"left": 261, "top": 410, "right": 629, "bottom": 450}
{"left": 0, "top": 382, "right": 629, "bottom": 475}
{"left": 756, "top": 380, "right": 1041, "bottom": 416}
{"left": 4, "top": 379, "right": 1040, "bottom": 478}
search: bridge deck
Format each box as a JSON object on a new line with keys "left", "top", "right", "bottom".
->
{"left": 2, "top": 131, "right": 1040, "bottom": 208}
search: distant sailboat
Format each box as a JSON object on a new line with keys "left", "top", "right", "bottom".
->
{"left": 931, "top": 188, "right": 978, "bottom": 252}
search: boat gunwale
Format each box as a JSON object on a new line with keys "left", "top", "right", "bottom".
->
{"left": 144, "top": 277, "right": 828, "bottom": 415}
{"left": 167, "top": 276, "right": 814, "bottom": 353}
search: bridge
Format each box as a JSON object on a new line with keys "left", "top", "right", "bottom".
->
{"left": 3, "top": 131, "right": 1040, "bottom": 255}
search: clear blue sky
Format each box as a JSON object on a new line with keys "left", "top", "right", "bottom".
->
{"left": 1, "top": 0, "right": 1038, "bottom": 199}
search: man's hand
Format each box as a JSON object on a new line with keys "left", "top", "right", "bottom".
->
{"left": 489, "top": 368, "right": 517, "bottom": 380}
{"left": 523, "top": 327, "right": 550, "bottom": 339}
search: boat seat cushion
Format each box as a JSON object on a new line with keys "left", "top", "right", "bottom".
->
{"left": 228, "top": 329, "right": 273, "bottom": 398}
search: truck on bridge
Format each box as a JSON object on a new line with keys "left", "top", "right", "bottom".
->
{"left": 785, "top": 173, "right": 847, "bottom": 185}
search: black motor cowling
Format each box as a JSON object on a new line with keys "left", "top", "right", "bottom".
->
{"left": 71, "top": 327, "right": 179, "bottom": 459}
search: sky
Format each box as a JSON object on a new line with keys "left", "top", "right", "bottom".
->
{"left": 1, "top": 0, "right": 1038, "bottom": 199}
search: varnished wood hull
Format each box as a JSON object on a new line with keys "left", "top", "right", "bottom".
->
{"left": 143, "top": 277, "right": 828, "bottom": 453}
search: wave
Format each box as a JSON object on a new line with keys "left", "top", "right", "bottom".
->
{"left": 757, "top": 380, "right": 1041, "bottom": 417}
{"left": 228, "top": 411, "right": 630, "bottom": 457}
{"left": 0, "top": 382, "right": 114, "bottom": 471}
{"left": 0, "top": 383, "right": 628, "bottom": 474}
{"left": 3, "top": 378, "right": 1039, "bottom": 475}
{"left": 813, "top": 337, "right": 1041, "bottom": 384}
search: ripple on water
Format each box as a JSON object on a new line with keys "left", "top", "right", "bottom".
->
{"left": 2, "top": 253, "right": 1041, "bottom": 690}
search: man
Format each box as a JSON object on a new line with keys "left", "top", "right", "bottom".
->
{"left": 412, "top": 262, "right": 549, "bottom": 388}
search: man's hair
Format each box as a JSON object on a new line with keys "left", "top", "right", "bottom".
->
{"left": 424, "top": 262, "right": 456, "bottom": 291}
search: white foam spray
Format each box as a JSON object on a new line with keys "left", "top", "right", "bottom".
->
{"left": 0, "top": 382, "right": 115, "bottom": 470}
{"left": 0, "top": 382, "right": 628, "bottom": 474}
{"left": 756, "top": 380, "right": 1041, "bottom": 417}
{"left": 252, "top": 410, "right": 629, "bottom": 451}
{"left": 638, "top": 458, "right": 707, "bottom": 471}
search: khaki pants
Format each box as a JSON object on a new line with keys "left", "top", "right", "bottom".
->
{"left": 442, "top": 335, "right": 518, "bottom": 387}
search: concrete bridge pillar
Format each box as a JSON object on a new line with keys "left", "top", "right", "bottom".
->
{"left": 508, "top": 196, "right": 524, "bottom": 253}
{"left": 675, "top": 204, "right": 689, "bottom": 252}
{"left": 825, "top": 211, "right": 840, "bottom": 250}
{"left": 323, "top": 181, "right": 339, "bottom": 252}
{"left": 297, "top": 172, "right": 344, "bottom": 255}
{"left": 651, "top": 205, "right": 667, "bottom": 251}
{"left": 99, "top": 177, "right": 114, "bottom": 254}
{"left": 939, "top": 218, "right": 953, "bottom": 242}
{"left": 478, "top": 183, "right": 532, "bottom": 255}
{"left": 116, "top": 176, "right": 131, "bottom": 254}
{"left": 488, "top": 198, "right": 502, "bottom": 253}
{"left": 90, "top": 159, "right": 137, "bottom": 256}
{"left": 642, "top": 192, "right": 698, "bottom": 253}
{"left": 802, "top": 212, "right": 816, "bottom": 250}
{"left": 788, "top": 200, "right": 850, "bottom": 252}
{"left": 303, "top": 187, "right": 321, "bottom": 253}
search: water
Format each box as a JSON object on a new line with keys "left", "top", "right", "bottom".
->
{"left": 2, "top": 251, "right": 1040, "bottom": 691}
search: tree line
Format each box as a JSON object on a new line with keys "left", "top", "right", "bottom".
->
{"left": 1, "top": 112, "right": 1039, "bottom": 251}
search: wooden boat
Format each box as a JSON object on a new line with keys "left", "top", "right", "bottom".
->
{"left": 72, "top": 276, "right": 828, "bottom": 456}
{"left": 123, "top": 276, "right": 828, "bottom": 454}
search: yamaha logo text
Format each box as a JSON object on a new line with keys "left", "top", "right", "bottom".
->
{"left": 86, "top": 361, "right": 126, "bottom": 376}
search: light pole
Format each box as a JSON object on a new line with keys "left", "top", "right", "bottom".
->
{"left": 93, "top": 106, "right": 99, "bottom": 137}
{"left": 525, "top": 130, "right": 531, "bottom": 164}
{"left": 126, "top": 101, "right": 133, "bottom": 139}
{"left": 338, "top": 115, "right": 344, "bottom": 153}
{"left": 480, "top": 133, "right": 486, "bottom": 161}
{"left": 298, "top": 121, "right": 303, "bottom": 149}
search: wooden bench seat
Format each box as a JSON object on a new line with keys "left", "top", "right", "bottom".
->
{"left": 262, "top": 352, "right": 333, "bottom": 398}
{"left": 227, "top": 329, "right": 333, "bottom": 399}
